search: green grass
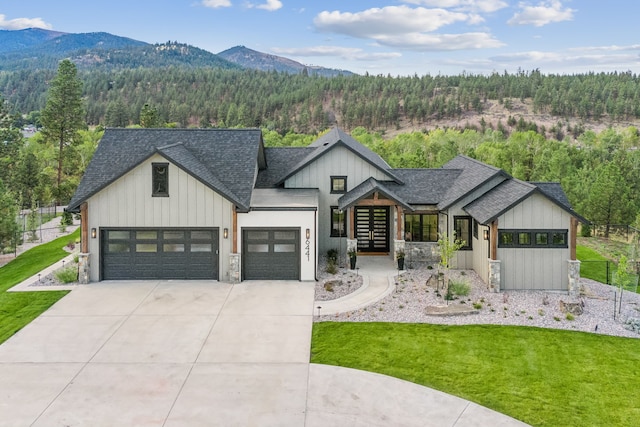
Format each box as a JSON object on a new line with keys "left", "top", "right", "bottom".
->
{"left": 0, "top": 229, "right": 79, "bottom": 344}
{"left": 312, "top": 322, "right": 640, "bottom": 427}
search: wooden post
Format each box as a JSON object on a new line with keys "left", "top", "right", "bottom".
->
{"left": 80, "top": 202, "right": 88, "bottom": 253}
{"left": 490, "top": 221, "right": 498, "bottom": 260}
{"left": 396, "top": 206, "right": 403, "bottom": 240}
{"left": 232, "top": 206, "right": 238, "bottom": 253}
{"left": 349, "top": 207, "right": 355, "bottom": 240}
{"left": 570, "top": 217, "right": 578, "bottom": 260}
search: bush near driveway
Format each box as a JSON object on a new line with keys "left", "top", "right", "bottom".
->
{"left": 311, "top": 322, "right": 640, "bottom": 427}
{"left": 0, "top": 229, "right": 78, "bottom": 344}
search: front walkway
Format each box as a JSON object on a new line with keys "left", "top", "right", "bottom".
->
{"left": 1, "top": 279, "right": 528, "bottom": 426}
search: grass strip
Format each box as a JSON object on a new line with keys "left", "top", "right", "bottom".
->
{"left": 311, "top": 322, "right": 640, "bottom": 427}
{"left": 0, "top": 229, "right": 79, "bottom": 344}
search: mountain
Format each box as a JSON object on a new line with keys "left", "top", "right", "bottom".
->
{"left": 0, "top": 28, "right": 67, "bottom": 53}
{"left": 218, "top": 45, "right": 354, "bottom": 77}
{"left": 0, "top": 29, "right": 354, "bottom": 74}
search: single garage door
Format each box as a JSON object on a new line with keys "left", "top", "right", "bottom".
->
{"left": 242, "top": 228, "right": 300, "bottom": 280}
{"left": 101, "top": 228, "right": 219, "bottom": 280}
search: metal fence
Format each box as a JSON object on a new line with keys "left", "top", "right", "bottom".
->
{"left": 580, "top": 259, "right": 640, "bottom": 292}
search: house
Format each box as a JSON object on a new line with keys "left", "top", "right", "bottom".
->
{"left": 66, "top": 127, "right": 587, "bottom": 293}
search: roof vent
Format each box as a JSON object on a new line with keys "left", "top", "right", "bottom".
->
{"left": 323, "top": 142, "right": 330, "bottom": 146}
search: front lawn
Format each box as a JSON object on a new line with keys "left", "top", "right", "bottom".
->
{"left": 311, "top": 322, "right": 640, "bottom": 427}
{"left": 0, "top": 229, "right": 78, "bottom": 344}
{"left": 576, "top": 244, "right": 616, "bottom": 284}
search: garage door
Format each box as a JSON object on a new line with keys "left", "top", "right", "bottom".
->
{"left": 242, "top": 228, "right": 300, "bottom": 280}
{"left": 101, "top": 228, "right": 219, "bottom": 280}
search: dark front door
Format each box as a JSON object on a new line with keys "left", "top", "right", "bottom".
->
{"left": 355, "top": 206, "right": 390, "bottom": 252}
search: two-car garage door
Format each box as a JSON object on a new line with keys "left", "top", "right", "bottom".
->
{"left": 101, "top": 228, "right": 219, "bottom": 280}
{"left": 100, "top": 227, "right": 301, "bottom": 281}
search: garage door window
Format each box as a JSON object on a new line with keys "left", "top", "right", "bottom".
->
{"left": 164, "top": 231, "right": 184, "bottom": 240}
{"left": 108, "top": 243, "right": 129, "bottom": 252}
{"left": 163, "top": 243, "right": 184, "bottom": 252}
{"left": 136, "top": 230, "right": 157, "bottom": 239}
{"left": 274, "top": 244, "right": 295, "bottom": 252}
{"left": 191, "top": 243, "right": 212, "bottom": 252}
{"left": 248, "top": 244, "right": 269, "bottom": 252}
{"left": 136, "top": 243, "right": 157, "bottom": 252}
{"left": 109, "top": 230, "right": 130, "bottom": 239}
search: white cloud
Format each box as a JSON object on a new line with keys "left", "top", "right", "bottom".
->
{"left": 255, "top": 0, "right": 283, "bottom": 11}
{"left": 377, "top": 32, "right": 505, "bottom": 51}
{"left": 508, "top": 1, "right": 575, "bottom": 27}
{"left": 314, "top": 6, "right": 470, "bottom": 37}
{"left": 0, "top": 14, "right": 52, "bottom": 30}
{"left": 271, "top": 45, "right": 402, "bottom": 61}
{"left": 402, "top": 0, "right": 508, "bottom": 13}
{"left": 201, "top": 0, "right": 232, "bottom": 9}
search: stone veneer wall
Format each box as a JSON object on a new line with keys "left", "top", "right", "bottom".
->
{"left": 489, "top": 259, "right": 501, "bottom": 292}
{"left": 229, "top": 253, "right": 240, "bottom": 283}
{"left": 404, "top": 242, "right": 440, "bottom": 268}
{"left": 78, "top": 253, "right": 90, "bottom": 284}
{"left": 567, "top": 260, "right": 581, "bottom": 297}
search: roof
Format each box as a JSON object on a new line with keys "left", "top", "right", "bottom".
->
{"left": 255, "top": 147, "right": 315, "bottom": 188}
{"left": 463, "top": 179, "right": 536, "bottom": 224}
{"left": 337, "top": 177, "right": 414, "bottom": 211}
{"left": 275, "top": 127, "right": 402, "bottom": 185}
{"left": 386, "top": 169, "right": 461, "bottom": 205}
{"left": 464, "top": 179, "right": 589, "bottom": 224}
{"left": 438, "top": 155, "right": 507, "bottom": 210}
{"left": 67, "top": 128, "right": 264, "bottom": 212}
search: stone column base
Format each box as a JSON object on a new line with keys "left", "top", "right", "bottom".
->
{"left": 568, "top": 260, "right": 581, "bottom": 297}
{"left": 78, "top": 253, "right": 90, "bottom": 284}
{"left": 229, "top": 253, "right": 241, "bottom": 283}
{"left": 489, "top": 259, "right": 501, "bottom": 293}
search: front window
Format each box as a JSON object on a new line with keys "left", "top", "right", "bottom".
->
{"left": 331, "top": 176, "right": 347, "bottom": 194}
{"left": 152, "top": 163, "right": 169, "bottom": 197}
{"left": 404, "top": 213, "right": 438, "bottom": 242}
{"left": 453, "top": 216, "right": 472, "bottom": 250}
{"left": 498, "top": 230, "right": 568, "bottom": 248}
{"left": 330, "top": 207, "right": 347, "bottom": 237}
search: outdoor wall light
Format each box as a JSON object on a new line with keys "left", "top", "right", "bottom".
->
{"left": 223, "top": 228, "right": 229, "bottom": 239}
{"left": 91, "top": 228, "right": 97, "bottom": 239}
{"left": 483, "top": 229, "right": 489, "bottom": 240}
{"left": 306, "top": 228, "right": 311, "bottom": 239}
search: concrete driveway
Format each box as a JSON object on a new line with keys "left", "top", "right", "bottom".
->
{"left": 0, "top": 280, "right": 528, "bottom": 426}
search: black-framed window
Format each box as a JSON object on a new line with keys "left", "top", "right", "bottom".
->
{"left": 330, "top": 176, "right": 347, "bottom": 194}
{"left": 454, "top": 216, "right": 472, "bottom": 250}
{"left": 404, "top": 213, "right": 438, "bottom": 242}
{"left": 473, "top": 219, "right": 479, "bottom": 240}
{"left": 498, "top": 229, "right": 568, "bottom": 248}
{"left": 152, "top": 163, "right": 169, "bottom": 197}
{"left": 330, "top": 206, "right": 347, "bottom": 237}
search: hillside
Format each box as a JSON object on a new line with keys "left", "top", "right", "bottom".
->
{"left": 218, "top": 46, "right": 353, "bottom": 77}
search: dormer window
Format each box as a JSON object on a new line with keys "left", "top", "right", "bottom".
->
{"left": 331, "top": 176, "right": 347, "bottom": 194}
{"left": 152, "top": 163, "right": 169, "bottom": 197}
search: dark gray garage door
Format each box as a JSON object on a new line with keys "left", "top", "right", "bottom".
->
{"left": 242, "top": 228, "right": 300, "bottom": 280}
{"left": 101, "top": 228, "right": 219, "bottom": 280}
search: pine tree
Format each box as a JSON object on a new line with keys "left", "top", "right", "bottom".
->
{"left": 40, "top": 59, "right": 85, "bottom": 203}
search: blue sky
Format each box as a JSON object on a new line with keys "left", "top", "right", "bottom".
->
{"left": 1, "top": 1, "right": 638, "bottom": 76}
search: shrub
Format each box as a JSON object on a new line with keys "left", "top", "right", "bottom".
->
{"left": 325, "top": 259, "right": 338, "bottom": 274}
{"left": 473, "top": 302, "right": 483, "bottom": 309}
{"left": 327, "top": 248, "right": 338, "bottom": 263}
{"left": 449, "top": 280, "right": 470, "bottom": 297}
{"left": 566, "top": 313, "right": 575, "bottom": 321}
{"left": 54, "top": 266, "right": 78, "bottom": 283}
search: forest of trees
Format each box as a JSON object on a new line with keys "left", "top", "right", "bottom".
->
{"left": 2, "top": 67, "right": 640, "bottom": 135}
{"left": 1, "top": 64, "right": 640, "bottom": 251}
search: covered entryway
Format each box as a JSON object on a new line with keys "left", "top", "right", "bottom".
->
{"left": 101, "top": 228, "right": 219, "bottom": 280}
{"left": 355, "top": 207, "right": 390, "bottom": 252}
{"left": 242, "top": 228, "right": 300, "bottom": 280}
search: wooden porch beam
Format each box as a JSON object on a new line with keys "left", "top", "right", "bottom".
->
{"left": 490, "top": 221, "right": 498, "bottom": 260}
{"left": 232, "top": 206, "right": 238, "bottom": 253}
{"left": 80, "top": 202, "right": 88, "bottom": 253}
{"left": 396, "top": 206, "right": 403, "bottom": 240}
{"left": 570, "top": 217, "right": 578, "bottom": 260}
{"left": 349, "top": 207, "right": 355, "bottom": 239}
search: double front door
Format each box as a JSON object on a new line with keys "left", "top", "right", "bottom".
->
{"left": 355, "top": 206, "right": 390, "bottom": 252}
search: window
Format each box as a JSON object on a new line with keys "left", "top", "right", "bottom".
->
{"left": 152, "top": 163, "right": 169, "bottom": 197}
{"left": 330, "top": 176, "right": 347, "bottom": 194}
{"left": 453, "top": 216, "right": 472, "bottom": 250}
{"left": 404, "top": 213, "right": 438, "bottom": 242}
{"left": 330, "top": 207, "right": 347, "bottom": 237}
{"left": 498, "top": 230, "right": 568, "bottom": 248}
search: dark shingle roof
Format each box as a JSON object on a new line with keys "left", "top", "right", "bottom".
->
{"left": 531, "top": 182, "right": 571, "bottom": 209}
{"left": 438, "top": 155, "right": 507, "bottom": 209}
{"left": 463, "top": 179, "right": 535, "bottom": 224}
{"left": 275, "top": 127, "right": 402, "bottom": 185}
{"left": 337, "top": 177, "right": 413, "bottom": 211}
{"left": 67, "top": 128, "right": 264, "bottom": 212}
{"left": 386, "top": 169, "right": 461, "bottom": 205}
{"left": 255, "top": 147, "right": 315, "bottom": 188}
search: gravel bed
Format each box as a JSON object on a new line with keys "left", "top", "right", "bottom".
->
{"left": 315, "top": 259, "right": 364, "bottom": 301}
{"left": 316, "top": 268, "right": 640, "bottom": 339}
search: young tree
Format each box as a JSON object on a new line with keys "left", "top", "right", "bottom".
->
{"left": 0, "top": 95, "right": 23, "bottom": 188}
{"left": 0, "top": 180, "right": 20, "bottom": 251}
{"left": 40, "top": 59, "right": 85, "bottom": 203}
{"left": 139, "top": 103, "right": 160, "bottom": 128}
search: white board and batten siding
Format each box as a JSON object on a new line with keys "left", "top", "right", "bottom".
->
{"left": 497, "top": 193, "right": 571, "bottom": 291}
{"left": 284, "top": 145, "right": 395, "bottom": 254}
{"left": 87, "top": 154, "right": 234, "bottom": 281}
